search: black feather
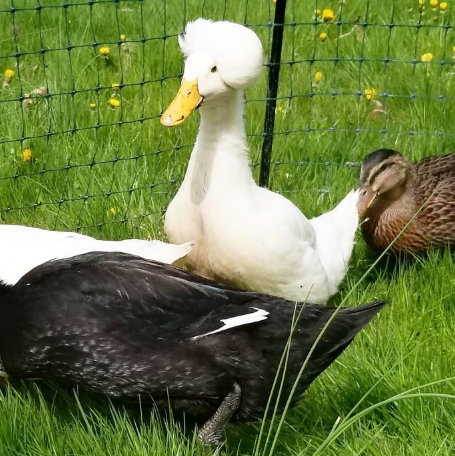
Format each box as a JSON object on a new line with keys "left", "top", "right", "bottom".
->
{"left": 0, "top": 252, "right": 385, "bottom": 420}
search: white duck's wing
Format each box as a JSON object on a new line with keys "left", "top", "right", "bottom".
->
{"left": 255, "top": 188, "right": 333, "bottom": 302}
{"left": 0, "top": 225, "right": 193, "bottom": 285}
{"left": 205, "top": 187, "right": 333, "bottom": 303}
{"left": 104, "top": 239, "right": 194, "bottom": 264}
{"left": 0, "top": 225, "right": 94, "bottom": 241}
{"left": 309, "top": 190, "right": 359, "bottom": 293}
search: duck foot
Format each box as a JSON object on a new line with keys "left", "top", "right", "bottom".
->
{"left": 198, "top": 382, "right": 241, "bottom": 448}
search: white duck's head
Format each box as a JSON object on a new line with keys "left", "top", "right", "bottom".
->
{"left": 160, "top": 19, "right": 263, "bottom": 127}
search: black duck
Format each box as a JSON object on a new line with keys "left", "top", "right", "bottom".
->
{"left": 0, "top": 252, "right": 385, "bottom": 446}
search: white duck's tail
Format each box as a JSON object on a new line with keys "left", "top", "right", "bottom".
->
{"left": 309, "top": 189, "right": 359, "bottom": 295}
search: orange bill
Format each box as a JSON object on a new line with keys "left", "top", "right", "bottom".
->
{"left": 160, "top": 78, "right": 203, "bottom": 127}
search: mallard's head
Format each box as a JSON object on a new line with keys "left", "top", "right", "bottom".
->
{"left": 161, "top": 19, "right": 263, "bottom": 127}
{"left": 358, "top": 149, "right": 410, "bottom": 218}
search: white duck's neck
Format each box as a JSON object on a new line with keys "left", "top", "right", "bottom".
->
{"left": 184, "top": 90, "right": 256, "bottom": 200}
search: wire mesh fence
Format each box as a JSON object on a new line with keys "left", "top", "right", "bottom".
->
{"left": 0, "top": 0, "right": 454, "bottom": 237}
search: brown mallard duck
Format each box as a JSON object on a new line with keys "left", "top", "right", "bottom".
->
{"left": 357, "top": 148, "right": 455, "bottom": 254}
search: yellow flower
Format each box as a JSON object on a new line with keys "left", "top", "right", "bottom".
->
{"left": 315, "top": 8, "right": 321, "bottom": 16}
{"left": 108, "top": 98, "right": 120, "bottom": 108}
{"left": 112, "top": 83, "right": 120, "bottom": 90}
{"left": 453, "top": 45, "right": 455, "bottom": 53}
{"left": 109, "top": 207, "right": 118, "bottom": 216}
{"left": 99, "top": 46, "right": 110, "bottom": 56}
{"left": 421, "top": 52, "right": 433, "bottom": 62}
{"left": 440, "top": 1, "right": 448, "bottom": 10}
{"left": 430, "top": 0, "right": 438, "bottom": 7}
{"left": 320, "top": 32, "right": 328, "bottom": 42}
{"left": 322, "top": 8, "right": 335, "bottom": 21}
{"left": 314, "top": 71, "right": 323, "bottom": 83}
{"left": 21, "top": 148, "right": 33, "bottom": 162}
{"left": 89, "top": 102, "right": 96, "bottom": 110}
{"left": 364, "top": 88, "right": 379, "bottom": 101}
{"left": 4, "top": 69, "right": 15, "bottom": 82}
{"left": 120, "top": 34, "right": 126, "bottom": 41}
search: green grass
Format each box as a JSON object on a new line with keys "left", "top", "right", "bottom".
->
{"left": 1, "top": 0, "right": 455, "bottom": 454}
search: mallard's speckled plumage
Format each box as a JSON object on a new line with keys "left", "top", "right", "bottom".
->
{"left": 358, "top": 149, "right": 455, "bottom": 254}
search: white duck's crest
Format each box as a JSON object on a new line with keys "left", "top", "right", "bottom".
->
{"left": 179, "top": 19, "right": 263, "bottom": 89}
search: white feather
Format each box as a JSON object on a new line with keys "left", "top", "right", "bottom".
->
{"left": 191, "top": 307, "right": 269, "bottom": 340}
{"left": 165, "top": 20, "right": 359, "bottom": 304}
{"left": 0, "top": 225, "right": 193, "bottom": 285}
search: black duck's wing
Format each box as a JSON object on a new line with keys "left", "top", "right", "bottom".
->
{"left": 0, "top": 252, "right": 275, "bottom": 398}
{"left": 12, "top": 252, "right": 270, "bottom": 340}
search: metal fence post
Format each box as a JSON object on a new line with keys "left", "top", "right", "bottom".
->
{"left": 259, "top": 0, "right": 287, "bottom": 188}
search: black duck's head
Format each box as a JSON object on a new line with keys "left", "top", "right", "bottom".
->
{"left": 357, "top": 149, "right": 410, "bottom": 218}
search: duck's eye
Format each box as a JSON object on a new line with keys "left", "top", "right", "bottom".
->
{"left": 377, "top": 163, "right": 389, "bottom": 174}
{"left": 211, "top": 66, "right": 218, "bottom": 73}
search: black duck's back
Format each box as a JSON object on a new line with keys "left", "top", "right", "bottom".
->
{"left": 0, "top": 252, "right": 385, "bottom": 421}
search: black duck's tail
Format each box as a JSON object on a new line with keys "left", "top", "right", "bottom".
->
{"left": 293, "top": 300, "right": 386, "bottom": 392}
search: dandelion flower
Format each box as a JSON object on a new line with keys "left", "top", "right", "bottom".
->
{"left": 112, "top": 83, "right": 120, "bottom": 90}
{"left": 322, "top": 8, "right": 335, "bottom": 21}
{"left": 4, "top": 69, "right": 15, "bottom": 82}
{"left": 99, "top": 46, "right": 110, "bottom": 56}
{"left": 120, "top": 34, "right": 126, "bottom": 41}
{"left": 453, "top": 45, "right": 455, "bottom": 53}
{"left": 430, "top": 0, "right": 438, "bottom": 7}
{"left": 21, "top": 148, "right": 33, "bottom": 162}
{"left": 109, "top": 207, "right": 118, "bottom": 216}
{"left": 314, "top": 71, "right": 323, "bottom": 83}
{"left": 320, "top": 32, "right": 328, "bottom": 42}
{"left": 364, "top": 88, "right": 379, "bottom": 101}
{"left": 421, "top": 52, "right": 433, "bottom": 62}
{"left": 89, "top": 102, "right": 96, "bottom": 110}
{"left": 108, "top": 98, "right": 120, "bottom": 108}
{"left": 315, "top": 8, "right": 321, "bottom": 16}
{"left": 440, "top": 1, "right": 448, "bottom": 11}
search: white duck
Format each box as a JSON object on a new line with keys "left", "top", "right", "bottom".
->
{"left": 0, "top": 224, "right": 192, "bottom": 285}
{"left": 161, "top": 19, "right": 359, "bottom": 304}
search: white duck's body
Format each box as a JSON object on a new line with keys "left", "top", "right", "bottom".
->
{"left": 0, "top": 225, "right": 192, "bottom": 285}
{"left": 163, "top": 19, "right": 358, "bottom": 303}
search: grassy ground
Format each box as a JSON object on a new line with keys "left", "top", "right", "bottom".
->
{"left": 1, "top": 0, "right": 455, "bottom": 454}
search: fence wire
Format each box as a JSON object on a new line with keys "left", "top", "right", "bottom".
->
{"left": 0, "top": 0, "right": 454, "bottom": 237}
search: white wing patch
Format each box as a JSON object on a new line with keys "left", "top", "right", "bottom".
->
{"left": 191, "top": 307, "right": 269, "bottom": 340}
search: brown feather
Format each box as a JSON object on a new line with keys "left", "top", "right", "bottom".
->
{"left": 359, "top": 150, "right": 455, "bottom": 254}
